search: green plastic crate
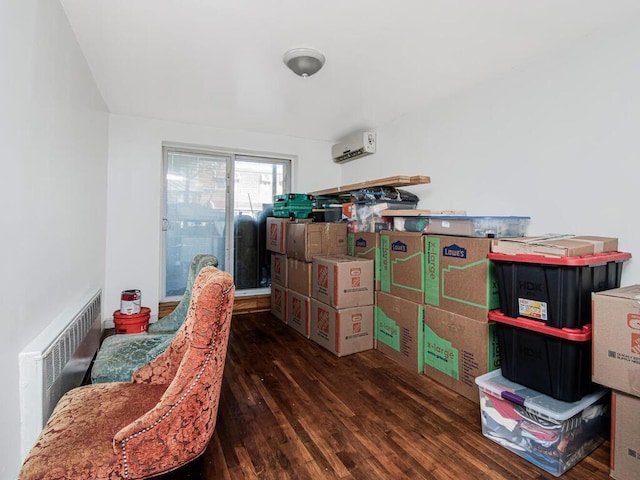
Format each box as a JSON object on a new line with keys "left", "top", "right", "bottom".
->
{"left": 273, "top": 193, "right": 314, "bottom": 219}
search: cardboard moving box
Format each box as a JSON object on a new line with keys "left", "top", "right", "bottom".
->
{"left": 266, "top": 217, "right": 291, "bottom": 254}
{"left": 491, "top": 234, "right": 618, "bottom": 257}
{"left": 310, "top": 299, "right": 373, "bottom": 357}
{"left": 423, "top": 305, "right": 500, "bottom": 403}
{"left": 286, "top": 289, "right": 310, "bottom": 338}
{"left": 380, "top": 231, "right": 425, "bottom": 304}
{"left": 611, "top": 391, "right": 640, "bottom": 480}
{"left": 424, "top": 235, "right": 499, "bottom": 322}
{"left": 270, "top": 253, "right": 288, "bottom": 287}
{"left": 348, "top": 232, "right": 381, "bottom": 290}
{"left": 592, "top": 285, "right": 640, "bottom": 397}
{"left": 270, "top": 283, "right": 287, "bottom": 323}
{"left": 286, "top": 222, "right": 347, "bottom": 262}
{"left": 375, "top": 292, "right": 424, "bottom": 373}
{"left": 312, "top": 255, "right": 374, "bottom": 309}
{"left": 287, "top": 258, "right": 313, "bottom": 296}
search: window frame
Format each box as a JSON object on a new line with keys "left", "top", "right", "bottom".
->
{"left": 161, "top": 144, "right": 292, "bottom": 301}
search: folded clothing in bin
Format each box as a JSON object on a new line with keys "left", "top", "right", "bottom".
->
{"left": 475, "top": 369, "right": 609, "bottom": 477}
{"left": 489, "top": 310, "right": 595, "bottom": 402}
{"left": 488, "top": 251, "right": 631, "bottom": 329}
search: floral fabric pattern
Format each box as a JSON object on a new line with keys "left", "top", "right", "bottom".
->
{"left": 19, "top": 266, "right": 234, "bottom": 480}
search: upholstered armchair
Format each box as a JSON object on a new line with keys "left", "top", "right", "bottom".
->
{"left": 19, "top": 266, "right": 235, "bottom": 480}
{"left": 91, "top": 254, "right": 218, "bottom": 383}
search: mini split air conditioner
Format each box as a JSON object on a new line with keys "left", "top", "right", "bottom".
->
{"left": 332, "top": 131, "right": 376, "bottom": 163}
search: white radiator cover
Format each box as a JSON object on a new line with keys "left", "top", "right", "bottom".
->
{"left": 19, "top": 289, "right": 102, "bottom": 458}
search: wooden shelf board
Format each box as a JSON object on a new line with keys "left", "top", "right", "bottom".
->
{"left": 309, "top": 175, "right": 431, "bottom": 196}
{"left": 381, "top": 209, "right": 466, "bottom": 217}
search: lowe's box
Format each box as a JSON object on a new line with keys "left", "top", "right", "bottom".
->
{"left": 476, "top": 370, "right": 609, "bottom": 477}
{"left": 611, "top": 391, "right": 640, "bottom": 480}
{"left": 424, "top": 235, "right": 499, "bottom": 322}
{"left": 312, "top": 255, "right": 374, "bottom": 309}
{"left": 375, "top": 292, "right": 424, "bottom": 373}
{"left": 286, "top": 289, "right": 310, "bottom": 338}
{"left": 380, "top": 231, "right": 425, "bottom": 304}
{"left": 592, "top": 285, "right": 640, "bottom": 397}
{"left": 310, "top": 299, "right": 374, "bottom": 357}
{"left": 348, "top": 232, "right": 381, "bottom": 290}
{"left": 424, "top": 305, "right": 500, "bottom": 403}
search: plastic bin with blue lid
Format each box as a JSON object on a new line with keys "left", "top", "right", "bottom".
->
{"left": 427, "top": 216, "right": 530, "bottom": 238}
{"left": 475, "top": 369, "right": 609, "bottom": 477}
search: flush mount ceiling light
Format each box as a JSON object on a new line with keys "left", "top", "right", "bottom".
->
{"left": 283, "top": 48, "right": 326, "bottom": 78}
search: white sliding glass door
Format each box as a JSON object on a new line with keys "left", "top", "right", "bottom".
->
{"left": 162, "top": 147, "right": 290, "bottom": 299}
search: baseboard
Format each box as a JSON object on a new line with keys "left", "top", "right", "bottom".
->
{"left": 159, "top": 293, "right": 270, "bottom": 318}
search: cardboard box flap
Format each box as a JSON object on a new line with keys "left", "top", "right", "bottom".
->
{"left": 492, "top": 234, "right": 618, "bottom": 257}
{"left": 593, "top": 284, "right": 640, "bottom": 300}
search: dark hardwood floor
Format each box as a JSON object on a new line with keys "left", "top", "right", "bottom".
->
{"left": 163, "top": 311, "right": 611, "bottom": 480}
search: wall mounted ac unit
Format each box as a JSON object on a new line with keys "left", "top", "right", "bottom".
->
{"left": 332, "top": 131, "right": 376, "bottom": 163}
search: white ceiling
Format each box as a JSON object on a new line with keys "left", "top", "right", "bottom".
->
{"left": 60, "top": 0, "right": 640, "bottom": 142}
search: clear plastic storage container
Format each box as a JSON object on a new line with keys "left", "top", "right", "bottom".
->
{"left": 428, "top": 216, "right": 529, "bottom": 237}
{"left": 475, "top": 369, "right": 609, "bottom": 477}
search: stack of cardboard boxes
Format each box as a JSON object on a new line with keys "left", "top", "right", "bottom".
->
{"left": 371, "top": 231, "right": 500, "bottom": 401}
{"left": 310, "top": 255, "right": 374, "bottom": 356}
{"left": 592, "top": 286, "right": 640, "bottom": 480}
{"left": 267, "top": 217, "right": 375, "bottom": 356}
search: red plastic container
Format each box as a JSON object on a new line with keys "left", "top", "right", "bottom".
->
{"left": 113, "top": 307, "right": 150, "bottom": 334}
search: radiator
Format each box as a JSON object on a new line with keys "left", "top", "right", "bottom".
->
{"left": 19, "top": 289, "right": 102, "bottom": 458}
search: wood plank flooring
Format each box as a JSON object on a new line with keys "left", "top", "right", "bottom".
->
{"left": 164, "top": 311, "right": 611, "bottom": 479}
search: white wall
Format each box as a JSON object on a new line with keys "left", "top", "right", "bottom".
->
{"left": 105, "top": 115, "right": 337, "bottom": 317}
{"left": 0, "top": 1, "right": 109, "bottom": 477}
{"left": 341, "top": 20, "right": 640, "bottom": 285}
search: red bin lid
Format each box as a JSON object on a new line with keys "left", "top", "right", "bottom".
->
{"left": 487, "top": 251, "right": 631, "bottom": 266}
{"left": 488, "top": 309, "right": 592, "bottom": 341}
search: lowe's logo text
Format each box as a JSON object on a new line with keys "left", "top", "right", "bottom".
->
{"left": 443, "top": 244, "right": 466, "bottom": 259}
{"left": 391, "top": 241, "right": 408, "bottom": 253}
{"left": 519, "top": 281, "right": 542, "bottom": 292}
{"left": 355, "top": 238, "right": 367, "bottom": 247}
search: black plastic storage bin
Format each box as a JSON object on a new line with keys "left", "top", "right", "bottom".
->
{"left": 489, "top": 310, "right": 594, "bottom": 402}
{"left": 488, "top": 251, "right": 631, "bottom": 329}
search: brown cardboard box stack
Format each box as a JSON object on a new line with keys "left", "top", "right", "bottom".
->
{"left": 310, "top": 254, "right": 374, "bottom": 356}
{"left": 266, "top": 217, "right": 291, "bottom": 323}
{"left": 421, "top": 234, "right": 501, "bottom": 403}
{"left": 371, "top": 230, "right": 499, "bottom": 395}
{"left": 592, "top": 286, "right": 640, "bottom": 480}
{"left": 266, "top": 219, "right": 350, "bottom": 340}
{"left": 374, "top": 231, "right": 426, "bottom": 375}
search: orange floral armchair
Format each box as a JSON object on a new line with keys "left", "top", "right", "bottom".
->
{"left": 19, "top": 266, "right": 235, "bottom": 480}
